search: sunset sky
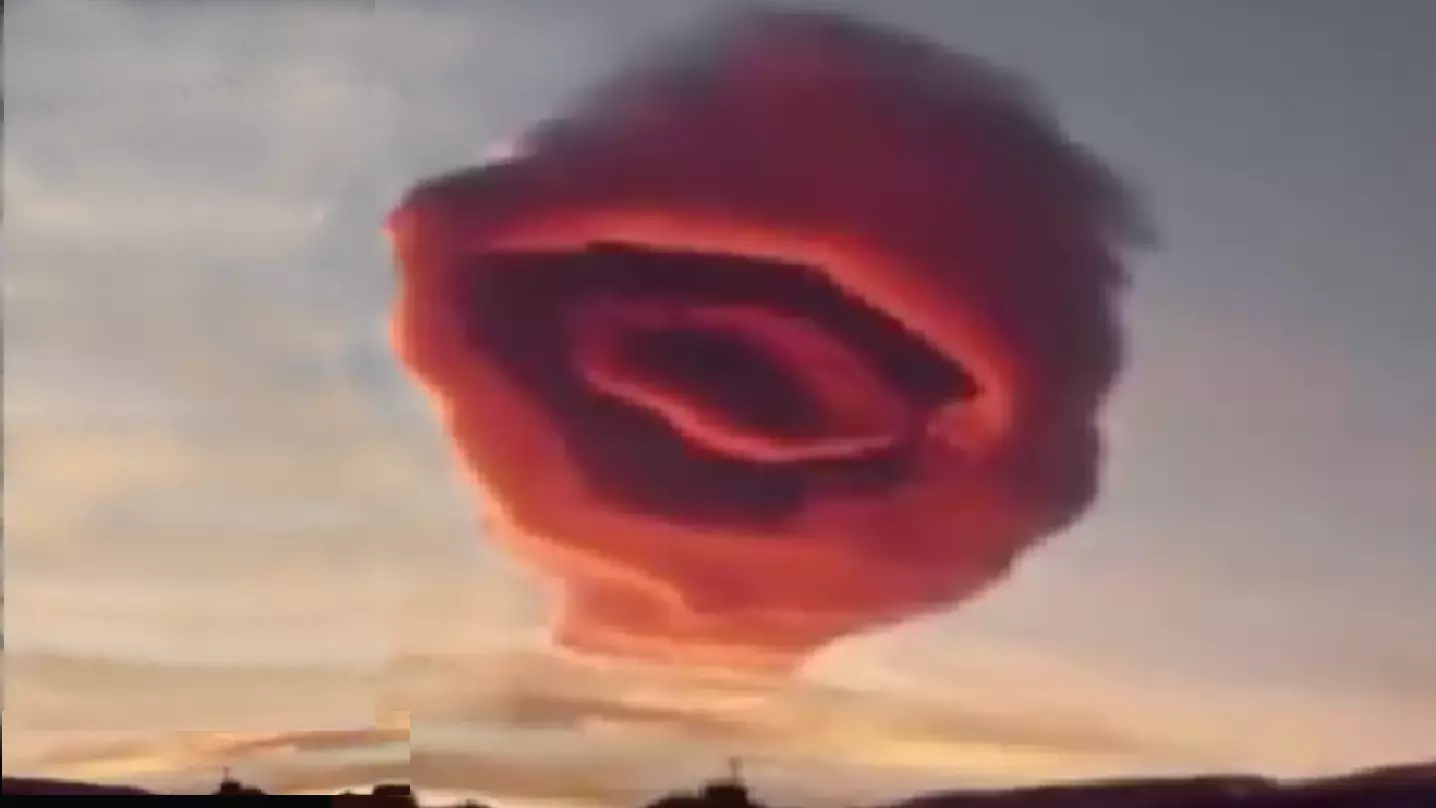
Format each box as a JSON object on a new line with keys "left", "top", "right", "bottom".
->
{"left": 4, "top": 0, "right": 1435, "bottom": 805}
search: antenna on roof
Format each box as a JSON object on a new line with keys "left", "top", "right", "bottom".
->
{"left": 727, "top": 757, "right": 743, "bottom": 783}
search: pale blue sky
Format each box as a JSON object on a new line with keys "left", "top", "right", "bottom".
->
{"left": 4, "top": 0, "right": 1434, "bottom": 803}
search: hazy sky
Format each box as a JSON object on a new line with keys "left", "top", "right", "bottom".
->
{"left": 5, "top": 0, "right": 1434, "bottom": 804}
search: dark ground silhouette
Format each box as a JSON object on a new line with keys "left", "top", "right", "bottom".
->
{"left": 3, "top": 760, "right": 1432, "bottom": 806}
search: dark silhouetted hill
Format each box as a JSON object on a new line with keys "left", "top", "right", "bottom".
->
{"left": 880, "top": 762, "right": 1436, "bottom": 808}
{"left": 1, "top": 776, "right": 156, "bottom": 795}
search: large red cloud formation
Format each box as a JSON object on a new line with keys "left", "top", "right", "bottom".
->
{"left": 386, "top": 7, "right": 1147, "bottom": 674}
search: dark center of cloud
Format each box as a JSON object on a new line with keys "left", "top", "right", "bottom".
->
{"left": 461, "top": 242, "right": 976, "bottom": 529}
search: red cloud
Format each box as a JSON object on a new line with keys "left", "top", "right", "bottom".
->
{"left": 387, "top": 8, "right": 1146, "bottom": 674}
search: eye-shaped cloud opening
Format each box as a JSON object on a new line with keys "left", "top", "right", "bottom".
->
{"left": 387, "top": 6, "right": 1149, "bottom": 674}
{"left": 458, "top": 242, "right": 980, "bottom": 528}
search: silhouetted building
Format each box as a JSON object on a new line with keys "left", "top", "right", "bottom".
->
{"left": 644, "top": 759, "right": 767, "bottom": 808}
{"left": 213, "top": 771, "right": 266, "bottom": 797}
{"left": 370, "top": 782, "right": 418, "bottom": 803}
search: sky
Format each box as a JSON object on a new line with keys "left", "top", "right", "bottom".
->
{"left": 4, "top": 0, "right": 1435, "bottom": 804}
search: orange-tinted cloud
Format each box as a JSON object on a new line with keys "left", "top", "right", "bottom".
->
{"left": 387, "top": 8, "right": 1146, "bottom": 673}
{"left": 14, "top": 724, "right": 410, "bottom": 794}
